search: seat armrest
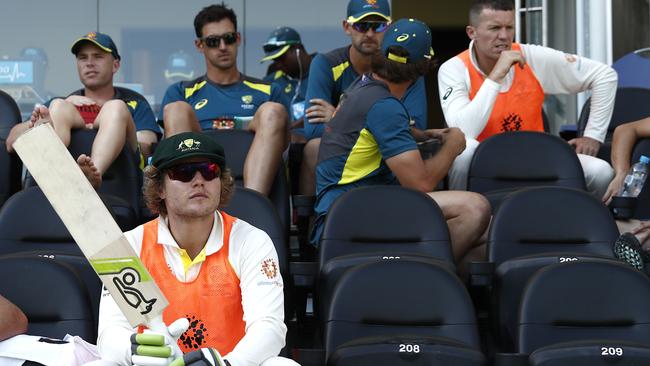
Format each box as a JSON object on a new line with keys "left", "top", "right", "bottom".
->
{"left": 494, "top": 352, "right": 529, "bottom": 366}
{"left": 468, "top": 261, "right": 495, "bottom": 287}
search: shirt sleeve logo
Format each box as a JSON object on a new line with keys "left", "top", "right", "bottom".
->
{"left": 260, "top": 258, "right": 278, "bottom": 279}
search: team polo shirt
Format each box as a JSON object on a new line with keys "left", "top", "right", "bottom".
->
{"left": 160, "top": 74, "right": 291, "bottom": 131}
{"left": 50, "top": 87, "right": 160, "bottom": 136}
{"left": 263, "top": 69, "right": 309, "bottom": 121}
{"left": 304, "top": 46, "right": 428, "bottom": 140}
{"left": 310, "top": 74, "right": 417, "bottom": 245}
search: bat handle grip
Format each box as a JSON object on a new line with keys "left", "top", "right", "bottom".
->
{"left": 147, "top": 315, "right": 187, "bottom": 357}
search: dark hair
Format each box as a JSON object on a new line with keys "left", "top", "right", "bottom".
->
{"left": 469, "top": 0, "right": 515, "bottom": 25}
{"left": 370, "top": 47, "right": 437, "bottom": 84}
{"left": 143, "top": 165, "right": 235, "bottom": 216}
{"left": 194, "top": 2, "right": 238, "bottom": 38}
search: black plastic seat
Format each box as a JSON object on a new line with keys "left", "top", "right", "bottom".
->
{"left": 203, "top": 129, "right": 290, "bottom": 237}
{"left": 0, "top": 89, "right": 21, "bottom": 140}
{"left": 486, "top": 187, "right": 619, "bottom": 351}
{"left": 468, "top": 131, "right": 586, "bottom": 211}
{"left": 0, "top": 255, "right": 96, "bottom": 342}
{"left": 324, "top": 259, "right": 484, "bottom": 366}
{"left": 0, "top": 91, "right": 23, "bottom": 207}
{"left": 517, "top": 260, "right": 650, "bottom": 364}
{"left": 577, "top": 88, "right": 650, "bottom": 162}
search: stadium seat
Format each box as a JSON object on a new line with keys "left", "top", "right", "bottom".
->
{"left": 483, "top": 186, "right": 619, "bottom": 352}
{"left": 613, "top": 48, "right": 650, "bottom": 89}
{"left": 0, "top": 186, "right": 130, "bottom": 256}
{"left": 0, "top": 255, "right": 96, "bottom": 342}
{"left": 223, "top": 187, "right": 293, "bottom": 321}
{"left": 0, "top": 89, "right": 21, "bottom": 140}
{"left": 517, "top": 260, "right": 650, "bottom": 364}
{"left": 0, "top": 91, "right": 22, "bottom": 207}
{"left": 577, "top": 88, "right": 650, "bottom": 162}
{"left": 467, "top": 131, "right": 586, "bottom": 210}
{"left": 24, "top": 129, "right": 140, "bottom": 229}
{"left": 324, "top": 259, "right": 484, "bottom": 366}
{"left": 203, "top": 129, "right": 290, "bottom": 237}
{"left": 317, "top": 185, "right": 455, "bottom": 319}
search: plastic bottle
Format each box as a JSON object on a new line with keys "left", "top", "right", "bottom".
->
{"left": 619, "top": 155, "right": 650, "bottom": 197}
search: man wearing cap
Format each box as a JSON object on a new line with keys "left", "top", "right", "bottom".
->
{"left": 160, "top": 4, "right": 291, "bottom": 197}
{"left": 438, "top": 0, "right": 616, "bottom": 196}
{"left": 6, "top": 31, "right": 160, "bottom": 188}
{"left": 312, "top": 18, "right": 491, "bottom": 269}
{"left": 300, "top": 0, "right": 429, "bottom": 196}
{"left": 261, "top": 26, "right": 314, "bottom": 143}
{"left": 93, "top": 132, "right": 297, "bottom": 366}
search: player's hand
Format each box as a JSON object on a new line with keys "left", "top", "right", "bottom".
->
{"left": 130, "top": 317, "right": 189, "bottom": 366}
{"left": 568, "top": 136, "right": 600, "bottom": 156}
{"left": 439, "top": 127, "right": 466, "bottom": 157}
{"left": 632, "top": 221, "right": 650, "bottom": 249}
{"left": 65, "top": 95, "right": 97, "bottom": 107}
{"left": 305, "top": 98, "right": 336, "bottom": 123}
{"left": 169, "top": 348, "right": 227, "bottom": 366}
{"left": 30, "top": 104, "right": 51, "bottom": 126}
{"left": 487, "top": 50, "right": 526, "bottom": 83}
{"left": 602, "top": 173, "right": 625, "bottom": 204}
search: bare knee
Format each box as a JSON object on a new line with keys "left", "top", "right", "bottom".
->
{"left": 163, "top": 100, "right": 194, "bottom": 117}
{"left": 254, "top": 102, "right": 288, "bottom": 133}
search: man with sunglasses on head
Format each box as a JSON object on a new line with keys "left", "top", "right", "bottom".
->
{"left": 300, "top": 0, "right": 429, "bottom": 197}
{"left": 159, "top": 3, "right": 291, "bottom": 197}
{"left": 261, "top": 26, "right": 314, "bottom": 144}
{"left": 6, "top": 32, "right": 160, "bottom": 189}
{"left": 92, "top": 132, "right": 297, "bottom": 366}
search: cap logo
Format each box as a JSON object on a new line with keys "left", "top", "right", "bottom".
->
{"left": 86, "top": 32, "right": 97, "bottom": 40}
{"left": 241, "top": 95, "right": 253, "bottom": 104}
{"left": 396, "top": 34, "right": 409, "bottom": 42}
{"left": 177, "top": 138, "right": 202, "bottom": 152}
{"left": 365, "top": 0, "right": 379, "bottom": 8}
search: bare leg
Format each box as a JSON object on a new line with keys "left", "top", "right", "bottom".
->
{"left": 162, "top": 101, "right": 201, "bottom": 136}
{"left": 77, "top": 154, "right": 102, "bottom": 189}
{"left": 48, "top": 98, "right": 86, "bottom": 146}
{"left": 90, "top": 100, "right": 138, "bottom": 176}
{"left": 246, "top": 102, "right": 289, "bottom": 195}
{"left": 299, "top": 138, "right": 320, "bottom": 195}
{"left": 427, "top": 190, "right": 491, "bottom": 262}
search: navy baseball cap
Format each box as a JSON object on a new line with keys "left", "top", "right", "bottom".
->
{"left": 151, "top": 132, "right": 226, "bottom": 171}
{"left": 347, "top": 0, "right": 391, "bottom": 23}
{"left": 71, "top": 31, "right": 121, "bottom": 60}
{"left": 381, "top": 18, "right": 434, "bottom": 64}
{"left": 261, "top": 27, "right": 302, "bottom": 62}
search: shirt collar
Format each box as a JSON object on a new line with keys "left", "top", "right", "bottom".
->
{"left": 157, "top": 211, "right": 224, "bottom": 256}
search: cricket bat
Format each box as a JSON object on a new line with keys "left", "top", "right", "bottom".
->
{"left": 13, "top": 124, "right": 173, "bottom": 338}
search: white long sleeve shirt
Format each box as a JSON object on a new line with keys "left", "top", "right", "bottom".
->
{"left": 438, "top": 41, "right": 618, "bottom": 142}
{"left": 96, "top": 212, "right": 286, "bottom": 366}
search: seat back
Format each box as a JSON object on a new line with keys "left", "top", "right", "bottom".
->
{"left": 0, "top": 89, "right": 21, "bottom": 140}
{"left": 467, "top": 131, "right": 586, "bottom": 196}
{"left": 0, "top": 255, "right": 96, "bottom": 342}
{"left": 488, "top": 187, "right": 619, "bottom": 350}
{"left": 613, "top": 49, "right": 650, "bottom": 89}
{"left": 203, "top": 129, "right": 290, "bottom": 235}
{"left": 324, "top": 259, "right": 481, "bottom": 362}
{"left": 0, "top": 140, "right": 22, "bottom": 208}
{"left": 577, "top": 88, "right": 650, "bottom": 162}
{"left": 518, "top": 260, "right": 650, "bottom": 354}
{"left": 223, "top": 187, "right": 293, "bottom": 319}
{"left": 319, "top": 185, "right": 454, "bottom": 267}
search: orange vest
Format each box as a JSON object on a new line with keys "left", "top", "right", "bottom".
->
{"left": 458, "top": 43, "right": 545, "bottom": 141}
{"left": 138, "top": 214, "right": 246, "bottom": 354}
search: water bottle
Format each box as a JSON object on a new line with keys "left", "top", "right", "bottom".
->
{"left": 619, "top": 155, "right": 650, "bottom": 197}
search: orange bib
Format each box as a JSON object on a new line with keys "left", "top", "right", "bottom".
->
{"left": 138, "top": 214, "right": 246, "bottom": 354}
{"left": 458, "top": 43, "right": 545, "bottom": 141}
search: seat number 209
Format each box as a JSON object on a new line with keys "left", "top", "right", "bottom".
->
{"left": 601, "top": 347, "right": 623, "bottom": 356}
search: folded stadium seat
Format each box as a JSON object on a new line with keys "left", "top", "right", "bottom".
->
{"left": 1, "top": 251, "right": 102, "bottom": 333}
{"left": 317, "top": 185, "right": 455, "bottom": 320}
{"left": 0, "top": 186, "right": 127, "bottom": 255}
{"left": 631, "top": 138, "right": 650, "bottom": 219}
{"left": 324, "top": 259, "right": 484, "bottom": 366}
{"left": 516, "top": 260, "right": 650, "bottom": 365}
{"left": 24, "top": 129, "right": 140, "bottom": 229}
{"left": 467, "top": 131, "right": 586, "bottom": 211}
{"left": 577, "top": 88, "right": 650, "bottom": 163}
{"left": 482, "top": 186, "right": 619, "bottom": 352}
{"left": 0, "top": 91, "right": 23, "bottom": 207}
{"left": 223, "top": 187, "right": 294, "bottom": 323}
{"left": 0, "top": 255, "right": 96, "bottom": 342}
{"left": 202, "top": 129, "right": 290, "bottom": 238}
{"left": 613, "top": 48, "right": 650, "bottom": 89}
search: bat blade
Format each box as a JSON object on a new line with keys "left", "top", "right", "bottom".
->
{"left": 13, "top": 124, "right": 168, "bottom": 328}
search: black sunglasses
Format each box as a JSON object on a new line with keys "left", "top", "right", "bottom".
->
{"left": 351, "top": 21, "right": 389, "bottom": 33}
{"left": 262, "top": 41, "right": 299, "bottom": 53}
{"left": 167, "top": 162, "right": 221, "bottom": 182}
{"left": 201, "top": 32, "right": 238, "bottom": 48}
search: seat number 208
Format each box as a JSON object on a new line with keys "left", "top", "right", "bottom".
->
{"left": 399, "top": 344, "right": 420, "bottom": 353}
